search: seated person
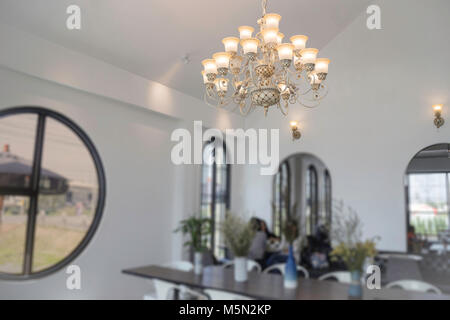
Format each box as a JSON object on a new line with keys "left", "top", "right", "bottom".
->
{"left": 248, "top": 218, "right": 268, "bottom": 266}
{"left": 260, "top": 219, "right": 280, "bottom": 242}
{"left": 301, "top": 224, "right": 332, "bottom": 270}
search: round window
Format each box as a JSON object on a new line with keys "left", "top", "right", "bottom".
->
{"left": 0, "top": 107, "right": 105, "bottom": 279}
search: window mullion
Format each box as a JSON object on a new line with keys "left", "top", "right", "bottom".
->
{"left": 210, "top": 149, "right": 217, "bottom": 257}
{"left": 446, "top": 173, "right": 450, "bottom": 229}
{"left": 23, "top": 114, "right": 46, "bottom": 275}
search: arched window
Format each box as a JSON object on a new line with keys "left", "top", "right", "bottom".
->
{"left": 0, "top": 107, "right": 105, "bottom": 279}
{"left": 272, "top": 161, "right": 290, "bottom": 237}
{"left": 200, "top": 138, "right": 230, "bottom": 260}
{"left": 405, "top": 143, "right": 450, "bottom": 250}
{"left": 324, "top": 170, "right": 332, "bottom": 227}
{"left": 306, "top": 165, "right": 318, "bottom": 235}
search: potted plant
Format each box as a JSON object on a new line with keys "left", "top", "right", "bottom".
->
{"left": 222, "top": 213, "right": 255, "bottom": 282}
{"left": 330, "top": 202, "right": 378, "bottom": 299}
{"left": 174, "top": 215, "right": 211, "bottom": 275}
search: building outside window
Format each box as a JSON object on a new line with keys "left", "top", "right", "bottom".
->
{"left": 0, "top": 107, "right": 105, "bottom": 279}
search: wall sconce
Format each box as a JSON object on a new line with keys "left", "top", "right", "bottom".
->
{"left": 290, "top": 121, "right": 301, "bottom": 140}
{"left": 433, "top": 104, "right": 445, "bottom": 128}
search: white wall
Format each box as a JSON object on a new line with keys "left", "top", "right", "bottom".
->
{"left": 2, "top": 0, "right": 450, "bottom": 298}
{"left": 0, "top": 25, "right": 243, "bottom": 298}
{"left": 238, "top": 0, "right": 450, "bottom": 252}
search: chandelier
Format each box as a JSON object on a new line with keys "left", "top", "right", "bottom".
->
{"left": 201, "top": 0, "right": 330, "bottom": 116}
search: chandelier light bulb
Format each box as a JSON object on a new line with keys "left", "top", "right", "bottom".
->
{"left": 300, "top": 48, "right": 319, "bottom": 64}
{"left": 201, "top": 59, "right": 217, "bottom": 75}
{"left": 238, "top": 26, "right": 254, "bottom": 40}
{"left": 276, "top": 32, "right": 285, "bottom": 45}
{"left": 241, "top": 38, "right": 259, "bottom": 55}
{"left": 222, "top": 37, "right": 240, "bottom": 54}
{"left": 290, "top": 35, "right": 309, "bottom": 51}
{"left": 213, "top": 52, "right": 231, "bottom": 69}
{"left": 277, "top": 43, "right": 295, "bottom": 61}
{"left": 262, "top": 28, "right": 279, "bottom": 45}
{"left": 201, "top": 70, "right": 210, "bottom": 84}
{"left": 264, "top": 13, "right": 282, "bottom": 29}
{"left": 315, "top": 58, "right": 330, "bottom": 74}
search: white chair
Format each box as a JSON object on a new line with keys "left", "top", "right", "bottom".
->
{"left": 386, "top": 280, "right": 442, "bottom": 295}
{"left": 163, "top": 261, "right": 194, "bottom": 272}
{"left": 150, "top": 279, "right": 177, "bottom": 300}
{"left": 144, "top": 261, "right": 194, "bottom": 300}
{"left": 204, "top": 288, "right": 253, "bottom": 300}
{"left": 319, "top": 271, "right": 352, "bottom": 284}
{"left": 179, "top": 285, "right": 209, "bottom": 300}
{"left": 222, "top": 259, "right": 262, "bottom": 273}
{"left": 263, "top": 263, "right": 309, "bottom": 278}
{"left": 377, "top": 253, "right": 423, "bottom": 261}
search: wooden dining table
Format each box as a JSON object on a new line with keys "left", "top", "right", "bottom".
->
{"left": 122, "top": 265, "right": 450, "bottom": 300}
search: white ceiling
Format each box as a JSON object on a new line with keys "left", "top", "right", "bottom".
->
{"left": 0, "top": 0, "right": 370, "bottom": 100}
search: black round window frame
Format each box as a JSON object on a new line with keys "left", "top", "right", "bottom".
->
{"left": 0, "top": 106, "right": 106, "bottom": 280}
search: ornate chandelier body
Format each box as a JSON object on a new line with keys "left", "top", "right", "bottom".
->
{"left": 201, "top": 0, "right": 330, "bottom": 116}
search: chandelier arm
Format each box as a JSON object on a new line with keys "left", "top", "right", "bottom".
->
{"left": 239, "top": 100, "right": 254, "bottom": 116}
{"left": 230, "top": 102, "right": 241, "bottom": 113}
{"left": 296, "top": 98, "right": 321, "bottom": 109}
{"left": 278, "top": 100, "right": 289, "bottom": 116}
{"left": 295, "top": 84, "right": 329, "bottom": 108}
{"left": 288, "top": 75, "right": 314, "bottom": 96}
{"left": 247, "top": 104, "right": 257, "bottom": 116}
{"left": 220, "top": 95, "right": 235, "bottom": 107}
{"left": 262, "top": 0, "right": 267, "bottom": 16}
{"left": 204, "top": 92, "right": 220, "bottom": 109}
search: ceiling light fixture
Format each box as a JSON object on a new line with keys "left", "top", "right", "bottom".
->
{"left": 201, "top": 0, "right": 330, "bottom": 116}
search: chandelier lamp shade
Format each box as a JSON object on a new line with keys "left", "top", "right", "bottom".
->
{"left": 201, "top": 0, "right": 331, "bottom": 116}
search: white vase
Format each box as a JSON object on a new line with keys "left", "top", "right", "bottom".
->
{"left": 234, "top": 257, "right": 248, "bottom": 282}
{"left": 194, "top": 252, "right": 203, "bottom": 275}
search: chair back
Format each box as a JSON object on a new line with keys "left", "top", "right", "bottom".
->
{"left": 163, "top": 261, "right": 194, "bottom": 272}
{"left": 319, "top": 271, "right": 352, "bottom": 284}
{"left": 179, "top": 285, "right": 209, "bottom": 300}
{"left": 153, "top": 279, "right": 177, "bottom": 300}
{"left": 386, "top": 280, "right": 442, "bottom": 294}
{"left": 204, "top": 288, "right": 253, "bottom": 300}
{"left": 263, "top": 263, "right": 309, "bottom": 278}
{"left": 148, "top": 261, "right": 194, "bottom": 300}
{"left": 222, "top": 259, "right": 262, "bottom": 273}
{"left": 377, "top": 253, "right": 423, "bottom": 261}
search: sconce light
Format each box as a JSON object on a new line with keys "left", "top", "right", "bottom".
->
{"left": 290, "top": 121, "right": 301, "bottom": 140}
{"left": 433, "top": 104, "right": 445, "bottom": 129}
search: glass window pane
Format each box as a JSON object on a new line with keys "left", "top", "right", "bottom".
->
{"left": 32, "top": 118, "right": 99, "bottom": 272}
{"left": 214, "top": 203, "right": 226, "bottom": 259}
{"left": 306, "top": 166, "right": 318, "bottom": 234}
{"left": 324, "top": 170, "right": 332, "bottom": 227}
{"left": 408, "top": 173, "right": 449, "bottom": 238}
{"left": 0, "top": 195, "right": 29, "bottom": 274}
{"left": 0, "top": 114, "right": 37, "bottom": 190}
